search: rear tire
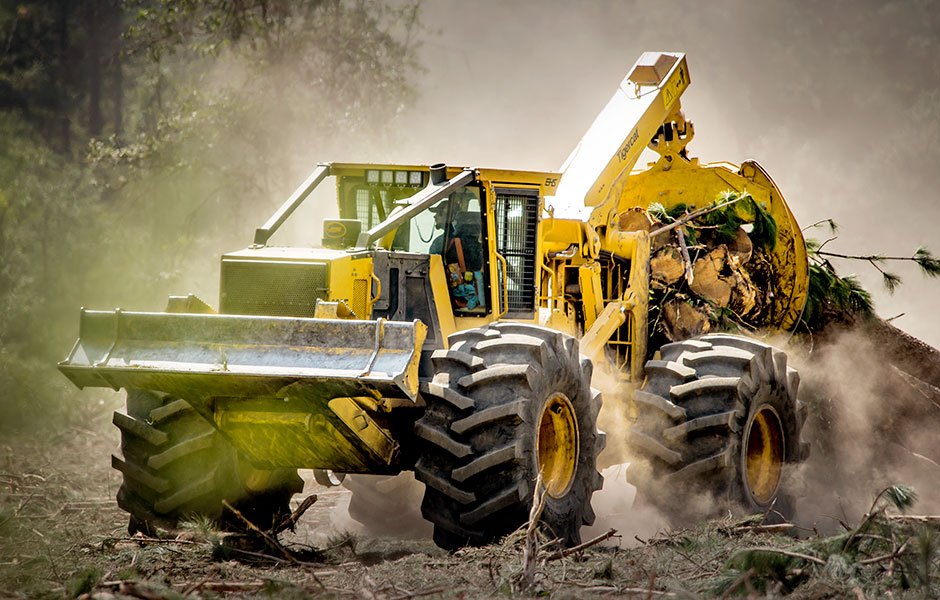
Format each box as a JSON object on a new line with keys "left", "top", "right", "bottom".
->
{"left": 112, "top": 389, "right": 303, "bottom": 535}
{"left": 626, "top": 334, "right": 808, "bottom": 523}
{"left": 414, "top": 323, "right": 605, "bottom": 550}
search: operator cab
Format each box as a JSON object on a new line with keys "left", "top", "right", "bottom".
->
{"left": 319, "top": 163, "right": 550, "bottom": 323}
{"left": 339, "top": 177, "right": 490, "bottom": 316}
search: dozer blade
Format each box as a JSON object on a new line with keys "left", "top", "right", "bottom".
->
{"left": 59, "top": 310, "right": 427, "bottom": 471}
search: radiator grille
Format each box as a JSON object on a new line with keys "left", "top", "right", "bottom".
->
{"left": 352, "top": 279, "right": 368, "bottom": 319}
{"left": 495, "top": 189, "right": 539, "bottom": 313}
{"left": 220, "top": 260, "right": 329, "bottom": 317}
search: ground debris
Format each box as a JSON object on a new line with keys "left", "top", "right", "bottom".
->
{"left": 5, "top": 410, "right": 940, "bottom": 599}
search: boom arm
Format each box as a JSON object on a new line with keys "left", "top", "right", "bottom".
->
{"left": 548, "top": 52, "right": 690, "bottom": 224}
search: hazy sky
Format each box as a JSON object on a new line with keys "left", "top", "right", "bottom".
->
{"left": 384, "top": 0, "right": 940, "bottom": 346}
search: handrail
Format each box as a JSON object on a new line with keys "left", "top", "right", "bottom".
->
{"left": 539, "top": 262, "right": 556, "bottom": 312}
{"left": 254, "top": 163, "right": 331, "bottom": 246}
{"left": 368, "top": 273, "right": 382, "bottom": 316}
{"left": 494, "top": 252, "right": 509, "bottom": 318}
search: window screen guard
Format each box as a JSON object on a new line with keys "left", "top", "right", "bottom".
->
{"left": 494, "top": 187, "right": 539, "bottom": 315}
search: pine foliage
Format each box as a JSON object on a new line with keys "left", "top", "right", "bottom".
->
{"left": 914, "top": 247, "right": 940, "bottom": 277}
{"left": 802, "top": 262, "right": 874, "bottom": 331}
{"left": 717, "top": 485, "right": 937, "bottom": 598}
{"left": 802, "top": 218, "right": 940, "bottom": 331}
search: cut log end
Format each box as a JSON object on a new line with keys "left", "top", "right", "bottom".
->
{"left": 651, "top": 247, "right": 685, "bottom": 285}
{"left": 663, "top": 299, "right": 711, "bottom": 341}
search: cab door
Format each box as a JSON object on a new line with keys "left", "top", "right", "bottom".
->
{"left": 491, "top": 186, "right": 540, "bottom": 320}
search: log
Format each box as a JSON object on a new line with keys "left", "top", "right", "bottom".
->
{"left": 690, "top": 247, "right": 732, "bottom": 307}
{"left": 651, "top": 247, "right": 685, "bottom": 285}
{"left": 726, "top": 254, "right": 758, "bottom": 316}
{"left": 618, "top": 207, "right": 653, "bottom": 232}
{"left": 663, "top": 299, "right": 710, "bottom": 341}
{"left": 689, "top": 246, "right": 759, "bottom": 316}
{"left": 620, "top": 207, "right": 667, "bottom": 251}
{"left": 728, "top": 227, "right": 753, "bottom": 263}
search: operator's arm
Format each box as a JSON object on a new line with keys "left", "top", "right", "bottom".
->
{"left": 429, "top": 234, "right": 444, "bottom": 255}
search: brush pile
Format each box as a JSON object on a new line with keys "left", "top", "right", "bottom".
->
{"left": 619, "top": 191, "right": 781, "bottom": 342}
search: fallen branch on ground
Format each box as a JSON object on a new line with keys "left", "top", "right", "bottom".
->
{"left": 96, "top": 535, "right": 197, "bottom": 545}
{"left": 562, "top": 581, "right": 676, "bottom": 596}
{"left": 545, "top": 528, "right": 618, "bottom": 561}
{"left": 732, "top": 524, "right": 795, "bottom": 534}
{"left": 222, "top": 499, "right": 298, "bottom": 564}
{"left": 388, "top": 586, "right": 450, "bottom": 600}
{"left": 522, "top": 473, "right": 547, "bottom": 587}
{"left": 273, "top": 493, "right": 318, "bottom": 535}
{"left": 739, "top": 547, "right": 826, "bottom": 566}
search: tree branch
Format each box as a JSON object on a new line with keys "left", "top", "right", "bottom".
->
{"left": 650, "top": 194, "right": 750, "bottom": 238}
{"left": 545, "top": 528, "right": 618, "bottom": 561}
{"left": 739, "top": 547, "right": 826, "bottom": 566}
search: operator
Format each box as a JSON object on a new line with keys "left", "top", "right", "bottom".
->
{"left": 428, "top": 198, "right": 455, "bottom": 256}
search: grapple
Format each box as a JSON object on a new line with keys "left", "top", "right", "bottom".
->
{"left": 58, "top": 309, "right": 426, "bottom": 472}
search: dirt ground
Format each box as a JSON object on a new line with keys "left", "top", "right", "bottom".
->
{"left": 1, "top": 400, "right": 938, "bottom": 600}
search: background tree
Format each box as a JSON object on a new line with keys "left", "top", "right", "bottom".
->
{"left": 0, "top": 0, "right": 424, "bottom": 433}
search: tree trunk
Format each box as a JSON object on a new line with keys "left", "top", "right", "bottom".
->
{"left": 113, "top": 49, "right": 123, "bottom": 138}
{"left": 86, "top": 1, "right": 103, "bottom": 137}
{"left": 56, "top": 0, "right": 71, "bottom": 153}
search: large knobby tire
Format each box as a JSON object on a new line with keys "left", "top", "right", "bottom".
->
{"left": 626, "top": 334, "right": 809, "bottom": 523}
{"left": 112, "top": 389, "right": 303, "bottom": 535}
{"left": 413, "top": 322, "right": 605, "bottom": 550}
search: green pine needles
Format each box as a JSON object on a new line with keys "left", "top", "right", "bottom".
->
{"left": 646, "top": 191, "right": 777, "bottom": 251}
{"left": 802, "top": 218, "right": 940, "bottom": 331}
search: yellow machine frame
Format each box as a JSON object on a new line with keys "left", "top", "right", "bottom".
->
{"left": 325, "top": 52, "right": 807, "bottom": 387}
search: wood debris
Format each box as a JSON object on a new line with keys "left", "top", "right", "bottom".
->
{"left": 689, "top": 245, "right": 758, "bottom": 316}
{"left": 651, "top": 247, "right": 685, "bottom": 286}
{"left": 636, "top": 193, "right": 777, "bottom": 344}
{"left": 663, "top": 299, "right": 710, "bottom": 341}
{"left": 619, "top": 206, "right": 654, "bottom": 233}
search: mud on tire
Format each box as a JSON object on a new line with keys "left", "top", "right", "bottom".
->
{"left": 414, "top": 323, "right": 605, "bottom": 550}
{"left": 112, "top": 389, "right": 303, "bottom": 535}
{"left": 626, "top": 334, "right": 809, "bottom": 523}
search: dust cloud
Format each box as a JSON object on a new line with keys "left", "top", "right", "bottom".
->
{"left": 585, "top": 368, "right": 670, "bottom": 545}
{"left": 791, "top": 326, "right": 940, "bottom": 532}
{"left": 581, "top": 463, "right": 667, "bottom": 546}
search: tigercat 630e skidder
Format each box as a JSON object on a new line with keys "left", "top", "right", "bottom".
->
{"left": 60, "top": 52, "right": 810, "bottom": 549}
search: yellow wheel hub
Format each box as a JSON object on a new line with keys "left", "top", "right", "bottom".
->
{"left": 744, "top": 406, "right": 785, "bottom": 503}
{"left": 537, "top": 394, "right": 579, "bottom": 498}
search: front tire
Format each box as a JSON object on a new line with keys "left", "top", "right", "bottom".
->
{"left": 413, "top": 323, "right": 605, "bottom": 550}
{"left": 626, "top": 334, "right": 808, "bottom": 523}
{"left": 112, "top": 389, "right": 303, "bottom": 535}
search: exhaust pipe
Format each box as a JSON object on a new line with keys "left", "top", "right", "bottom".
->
{"left": 429, "top": 163, "right": 447, "bottom": 185}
